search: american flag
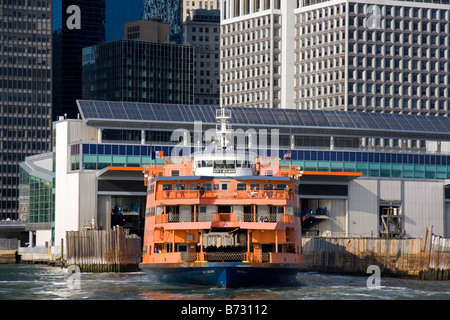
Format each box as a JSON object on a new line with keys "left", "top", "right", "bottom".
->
{"left": 283, "top": 151, "right": 291, "bottom": 161}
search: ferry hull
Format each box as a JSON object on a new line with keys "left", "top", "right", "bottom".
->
{"left": 139, "top": 262, "right": 301, "bottom": 288}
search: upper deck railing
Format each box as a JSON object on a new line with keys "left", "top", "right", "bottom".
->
{"left": 155, "top": 189, "right": 295, "bottom": 201}
{"left": 154, "top": 212, "right": 294, "bottom": 224}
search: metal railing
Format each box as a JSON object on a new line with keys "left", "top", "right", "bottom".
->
{"left": 156, "top": 190, "right": 294, "bottom": 201}
{"left": 154, "top": 213, "right": 294, "bottom": 224}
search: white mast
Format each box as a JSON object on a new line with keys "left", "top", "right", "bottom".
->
{"left": 216, "top": 106, "right": 232, "bottom": 150}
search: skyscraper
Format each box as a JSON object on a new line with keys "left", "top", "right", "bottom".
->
{"left": 52, "top": 0, "right": 145, "bottom": 121}
{"left": 52, "top": 0, "right": 106, "bottom": 121}
{"left": 0, "top": 0, "right": 53, "bottom": 219}
{"left": 183, "top": 9, "right": 221, "bottom": 105}
{"left": 220, "top": 0, "right": 450, "bottom": 116}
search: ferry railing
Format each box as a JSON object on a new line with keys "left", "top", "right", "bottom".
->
{"left": 156, "top": 190, "right": 294, "bottom": 201}
{"left": 154, "top": 213, "right": 294, "bottom": 224}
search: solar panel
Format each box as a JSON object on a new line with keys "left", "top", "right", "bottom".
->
{"left": 230, "top": 107, "right": 249, "bottom": 124}
{"left": 402, "top": 115, "right": 426, "bottom": 132}
{"left": 122, "top": 102, "right": 142, "bottom": 120}
{"left": 189, "top": 105, "right": 208, "bottom": 122}
{"left": 272, "top": 110, "right": 292, "bottom": 126}
{"left": 95, "top": 101, "right": 113, "bottom": 119}
{"left": 164, "top": 104, "right": 185, "bottom": 122}
{"left": 299, "top": 110, "right": 318, "bottom": 126}
{"left": 393, "top": 115, "right": 415, "bottom": 132}
{"left": 178, "top": 105, "right": 195, "bottom": 122}
{"left": 76, "top": 100, "right": 450, "bottom": 136}
{"left": 137, "top": 103, "right": 157, "bottom": 120}
{"left": 201, "top": 106, "right": 217, "bottom": 123}
{"left": 241, "top": 107, "right": 263, "bottom": 124}
{"left": 108, "top": 101, "right": 128, "bottom": 120}
{"left": 419, "top": 116, "right": 438, "bottom": 132}
{"left": 335, "top": 112, "right": 358, "bottom": 128}
{"left": 257, "top": 108, "right": 276, "bottom": 125}
{"left": 151, "top": 104, "right": 171, "bottom": 121}
{"left": 358, "top": 112, "right": 380, "bottom": 129}
{"left": 434, "top": 117, "right": 450, "bottom": 133}
{"left": 284, "top": 109, "right": 304, "bottom": 126}
{"left": 346, "top": 113, "right": 368, "bottom": 129}
{"left": 322, "top": 111, "right": 341, "bottom": 127}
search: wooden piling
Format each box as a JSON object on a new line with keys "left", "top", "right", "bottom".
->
{"left": 66, "top": 226, "right": 141, "bottom": 273}
{"left": 301, "top": 227, "right": 450, "bottom": 280}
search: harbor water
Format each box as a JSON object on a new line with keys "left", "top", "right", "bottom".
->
{"left": 0, "top": 264, "right": 448, "bottom": 301}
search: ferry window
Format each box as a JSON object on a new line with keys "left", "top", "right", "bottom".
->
{"left": 237, "top": 183, "right": 247, "bottom": 190}
{"left": 236, "top": 160, "right": 242, "bottom": 168}
{"left": 189, "top": 183, "right": 199, "bottom": 190}
{"left": 197, "top": 161, "right": 203, "bottom": 167}
{"left": 202, "top": 183, "right": 212, "bottom": 190}
{"left": 250, "top": 183, "right": 260, "bottom": 190}
{"left": 225, "top": 161, "right": 235, "bottom": 169}
{"left": 171, "top": 170, "right": 179, "bottom": 176}
{"left": 214, "top": 161, "right": 224, "bottom": 168}
{"left": 221, "top": 181, "right": 229, "bottom": 190}
{"left": 206, "top": 160, "right": 213, "bottom": 167}
{"left": 175, "top": 183, "right": 186, "bottom": 190}
{"left": 276, "top": 184, "right": 287, "bottom": 190}
{"left": 199, "top": 206, "right": 207, "bottom": 213}
{"left": 263, "top": 183, "right": 274, "bottom": 190}
{"left": 162, "top": 183, "right": 172, "bottom": 190}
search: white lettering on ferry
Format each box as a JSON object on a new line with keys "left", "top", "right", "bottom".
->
{"left": 181, "top": 304, "right": 215, "bottom": 317}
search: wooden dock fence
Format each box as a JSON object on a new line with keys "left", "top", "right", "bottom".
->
{"left": 301, "top": 227, "right": 450, "bottom": 280}
{"left": 66, "top": 226, "right": 141, "bottom": 272}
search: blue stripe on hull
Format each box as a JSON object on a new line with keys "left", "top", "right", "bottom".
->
{"left": 141, "top": 265, "right": 301, "bottom": 288}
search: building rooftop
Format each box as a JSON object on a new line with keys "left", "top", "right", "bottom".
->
{"left": 77, "top": 100, "right": 450, "bottom": 140}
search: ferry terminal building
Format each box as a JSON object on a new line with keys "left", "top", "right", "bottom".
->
{"left": 29, "top": 100, "right": 450, "bottom": 247}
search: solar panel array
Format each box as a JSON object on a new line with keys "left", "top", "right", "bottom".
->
{"left": 77, "top": 100, "right": 450, "bottom": 135}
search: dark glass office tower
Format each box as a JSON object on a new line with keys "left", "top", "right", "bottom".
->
{"left": 52, "top": 0, "right": 145, "bottom": 121}
{"left": 52, "top": 0, "right": 106, "bottom": 121}
{"left": 0, "top": 0, "right": 52, "bottom": 219}
{"left": 82, "top": 40, "right": 194, "bottom": 104}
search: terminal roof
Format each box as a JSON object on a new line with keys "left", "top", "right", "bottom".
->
{"left": 77, "top": 100, "right": 450, "bottom": 140}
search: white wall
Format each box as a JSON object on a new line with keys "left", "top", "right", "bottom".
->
{"left": 348, "top": 179, "right": 378, "bottom": 237}
{"left": 36, "top": 230, "right": 52, "bottom": 247}
{"left": 54, "top": 120, "right": 98, "bottom": 246}
{"left": 403, "top": 180, "right": 444, "bottom": 238}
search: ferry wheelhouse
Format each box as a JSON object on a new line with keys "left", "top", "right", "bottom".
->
{"left": 139, "top": 108, "right": 303, "bottom": 287}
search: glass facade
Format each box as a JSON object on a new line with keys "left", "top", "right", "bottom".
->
{"left": 19, "top": 167, "right": 54, "bottom": 223}
{"left": 82, "top": 40, "right": 194, "bottom": 105}
{"left": 0, "top": 0, "right": 53, "bottom": 219}
{"left": 74, "top": 142, "right": 450, "bottom": 180}
{"left": 143, "top": 0, "right": 182, "bottom": 42}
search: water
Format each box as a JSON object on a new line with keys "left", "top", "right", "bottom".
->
{"left": 0, "top": 264, "right": 448, "bottom": 301}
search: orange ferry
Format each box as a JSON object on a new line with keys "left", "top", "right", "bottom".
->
{"left": 139, "top": 108, "right": 303, "bottom": 287}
